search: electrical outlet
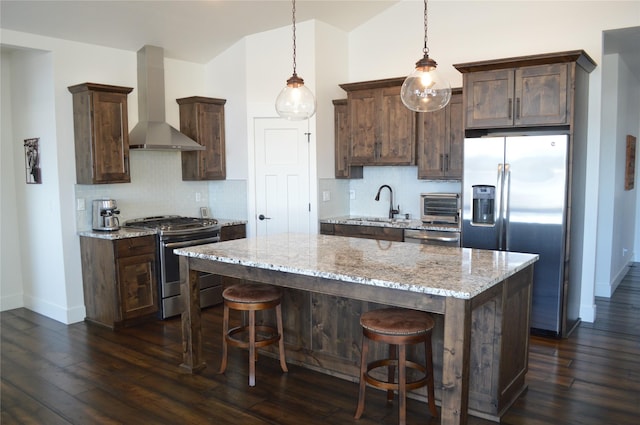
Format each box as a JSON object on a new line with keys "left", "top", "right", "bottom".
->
{"left": 195, "top": 192, "right": 201, "bottom": 202}
{"left": 349, "top": 190, "right": 356, "bottom": 200}
{"left": 76, "top": 198, "right": 85, "bottom": 211}
{"left": 322, "top": 191, "right": 331, "bottom": 202}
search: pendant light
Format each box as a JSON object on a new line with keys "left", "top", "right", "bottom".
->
{"left": 400, "top": 0, "right": 451, "bottom": 112}
{"left": 275, "top": 0, "right": 316, "bottom": 120}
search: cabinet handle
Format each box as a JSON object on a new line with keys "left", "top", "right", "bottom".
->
{"left": 444, "top": 154, "right": 449, "bottom": 171}
{"left": 515, "top": 98, "right": 521, "bottom": 120}
{"left": 508, "top": 99, "right": 513, "bottom": 119}
{"left": 439, "top": 154, "right": 444, "bottom": 171}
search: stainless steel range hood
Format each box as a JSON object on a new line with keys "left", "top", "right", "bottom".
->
{"left": 129, "top": 45, "right": 204, "bottom": 151}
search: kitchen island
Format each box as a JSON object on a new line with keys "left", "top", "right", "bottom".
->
{"left": 175, "top": 233, "right": 537, "bottom": 425}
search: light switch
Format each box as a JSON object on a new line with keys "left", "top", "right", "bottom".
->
{"left": 349, "top": 190, "right": 356, "bottom": 200}
{"left": 322, "top": 191, "right": 331, "bottom": 202}
{"left": 77, "top": 198, "right": 85, "bottom": 211}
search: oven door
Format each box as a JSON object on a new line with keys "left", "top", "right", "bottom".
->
{"left": 160, "top": 232, "right": 221, "bottom": 319}
{"left": 404, "top": 229, "right": 460, "bottom": 247}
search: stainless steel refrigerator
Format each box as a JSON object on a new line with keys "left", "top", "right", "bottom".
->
{"left": 462, "top": 134, "right": 577, "bottom": 336}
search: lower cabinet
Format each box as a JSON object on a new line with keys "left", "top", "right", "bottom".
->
{"left": 80, "top": 235, "right": 159, "bottom": 329}
{"left": 320, "top": 223, "right": 403, "bottom": 242}
{"left": 220, "top": 223, "right": 246, "bottom": 242}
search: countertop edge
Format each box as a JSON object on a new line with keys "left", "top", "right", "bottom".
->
{"left": 321, "top": 216, "right": 460, "bottom": 232}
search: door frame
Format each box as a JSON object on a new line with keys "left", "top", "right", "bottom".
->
{"left": 247, "top": 114, "right": 317, "bottom": 238}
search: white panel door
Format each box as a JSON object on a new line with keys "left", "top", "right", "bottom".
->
{"left": 254, "top": 118, "right": 310, "bottom": 237}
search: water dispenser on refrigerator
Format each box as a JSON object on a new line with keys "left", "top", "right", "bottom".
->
{"left": 472, "top": 185, "right": 495, "bottom": 225}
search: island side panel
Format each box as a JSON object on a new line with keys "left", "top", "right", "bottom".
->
{"left": 498, "top": 264, "right": 533, "bottom": 414}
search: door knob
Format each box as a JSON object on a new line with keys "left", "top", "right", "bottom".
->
{"left": 258, "top": 214, "right": 271, "bottom": 221}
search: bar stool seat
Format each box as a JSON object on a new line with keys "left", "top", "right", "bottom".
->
{"left": 218, "top": 283, "right": 288, "bottom": 387}
{"left": 355, "top": 308, "right": 438, "bottom": 424}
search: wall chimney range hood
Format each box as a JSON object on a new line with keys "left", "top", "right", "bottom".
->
{"left": 129, "top": 45, "right": 204, "bottom": 151}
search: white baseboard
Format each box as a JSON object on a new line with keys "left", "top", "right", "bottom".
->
{"left": 23, "top": 295, "right": 85, "bottom": 325}
{"left": 595, "top": 261, "right": 631, "bottom": 298}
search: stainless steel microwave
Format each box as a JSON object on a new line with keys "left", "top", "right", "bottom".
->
{"left": 420, "top": 193, "right": 460, "bottom": 225}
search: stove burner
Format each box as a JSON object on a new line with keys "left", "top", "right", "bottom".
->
{"left": 124, "top": 215, "right": 219, "bottom": 234}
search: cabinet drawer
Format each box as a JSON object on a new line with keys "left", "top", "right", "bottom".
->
{"left": 333, "top": 224, "right": 403, "bottom": 242}
{"left": 319, "top": 223, "right": 335, "bottom": 235}
{"left": 115, "top": 235, "right": 156, "bottom": 257}
{"left": 220, "top": 224, "right": 246, "bottom": 241}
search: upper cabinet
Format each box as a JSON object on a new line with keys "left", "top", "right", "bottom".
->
{"left": 340, "top": 77, "right": 416, "bottom": 166}
{"left": 455, "top": 51, "right": 596, "bottom": 131}
{"left": 333, "top": 99, "right": 363, "bottom": 179}
{"left": 177, "top": 96, "right": 227, "bottom": 180}
{"left": 68, "top": 83, "right": 133, "bottom": 184}
{"left": 417, "top": 88, "right": 463, "bottom": 180}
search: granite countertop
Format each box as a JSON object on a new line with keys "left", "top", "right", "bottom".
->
{"left": 321, "top": 216, "right": 460, "bottom": 232}
{"left": 175, "top": 233, "right": 537, "bottom": 299}
{"left": 78, "top": 218, "right": 247, "bottom": 240}
{"left": 217, "top": 219, "right": 248, "bottom": 226}
{"left": 77, "top": 228, "right": 157, "bottom": 240}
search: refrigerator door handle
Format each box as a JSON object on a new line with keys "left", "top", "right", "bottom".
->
{"left": 496, "top": 163, "right": 504, "bottom": 250}
{"left": 503, "top": 163, "right": 512, "bottom": 251}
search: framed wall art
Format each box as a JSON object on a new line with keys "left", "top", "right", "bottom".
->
{"left": 24, "top": 137, "right": 42, "bottom": 184}
{"left": 625, "top": 134, "right": 636, "bottom": 191}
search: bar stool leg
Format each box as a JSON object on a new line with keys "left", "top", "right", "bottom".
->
{"left": 219, "top": 303, "right": 229, "bottom": 374}
{"left": 424, "top": 334, "right": 438, "bottom": 417}
{"left": 387, "top": 344, "right": 397, "bottom": 404}
{"left": 354, "top": 335, "right": 369, "bottom": 419}
{"left": 398, "top": 344, "right": 407, "bottom": 425}
{"left": 248, "top": 309, "right": 256, "bottom": 387}
{"left": 276, "top": 304, "right": 288, "bottom": 373}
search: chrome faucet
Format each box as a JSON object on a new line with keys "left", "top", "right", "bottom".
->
{"left": 375, "top": 185, "right": 400, "bottom": 219}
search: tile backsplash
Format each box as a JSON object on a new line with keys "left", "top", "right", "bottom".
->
{"left": 74, "top": 150, "right": 247, "bottom": 230}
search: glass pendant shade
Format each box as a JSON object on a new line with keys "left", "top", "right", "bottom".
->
{"left": 275, "top": 73, "right": 316, "bottom": 120}
{"left": 401, "top": 55, "right": 451, "bottom": 112}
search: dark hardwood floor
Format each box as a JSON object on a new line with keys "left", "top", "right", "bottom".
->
{"left": 2, "top": 264, "right": 639, "bottom": 424}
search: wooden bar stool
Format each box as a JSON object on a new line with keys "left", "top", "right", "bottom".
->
{"left": 218, "top": 283, "right": 288, "bottom": 387}
{"left": 355, "top": 308, "right": 438, "bottom": 424}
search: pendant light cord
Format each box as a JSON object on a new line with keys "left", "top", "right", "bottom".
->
{"left": 291, "top": 0, "right": 297, "bottom": 76}
{"left": 423, "top": 0, "right": 429, "bottom": 56}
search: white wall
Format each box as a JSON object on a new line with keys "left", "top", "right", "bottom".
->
{"left": 596, "top": 52, "right": 640, "bottom": 296}
{"left": 1, "top": 49, "right": 24, "bottom": 310}
{"left": 2, "top": 47, "right": 70, "bottom": 321}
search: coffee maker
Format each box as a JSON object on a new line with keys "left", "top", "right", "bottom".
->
{"left": 92, "top": 199, "right": 121, "bottom": 231}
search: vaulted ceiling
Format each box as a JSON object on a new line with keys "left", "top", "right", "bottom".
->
{"left": 0, "top": 0, "right": 399, "bottom": 63}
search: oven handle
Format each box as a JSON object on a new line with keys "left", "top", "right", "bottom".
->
{"left": 164, "top": 236, "right": 220, "bottom": 249}
{"left": 406, "top": 234, "right": 460, "bottom": 243}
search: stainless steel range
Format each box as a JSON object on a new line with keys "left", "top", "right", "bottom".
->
{"left": 124, "top": 215, "right": 222, "bottom": 319}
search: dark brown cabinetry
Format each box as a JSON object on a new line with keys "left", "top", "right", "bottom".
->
{"left": 333, "top": 99, "right": 362, "bottom": 179}
{"left": 320, "top": 223, "right": 403, "bottom": 242}
{"left": 417, "top": 88, "right": 463, "bottom": 179}
{"left": 177, "top": 96, "right": 226, "bottom": 180}
{"left": 340, "top": 77, "right": 415, "bottom": 166}
{"left": 455, "top": 51, "right": 596, "bottom": 130}
{"left": 220, "top": 223, "right": 246, "bottom": 241}
{"left": 68, "top": 83, "right": 133, "bottom": 184}
{"left": 80, "top": 235, "right": 158, "bottom": 328}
